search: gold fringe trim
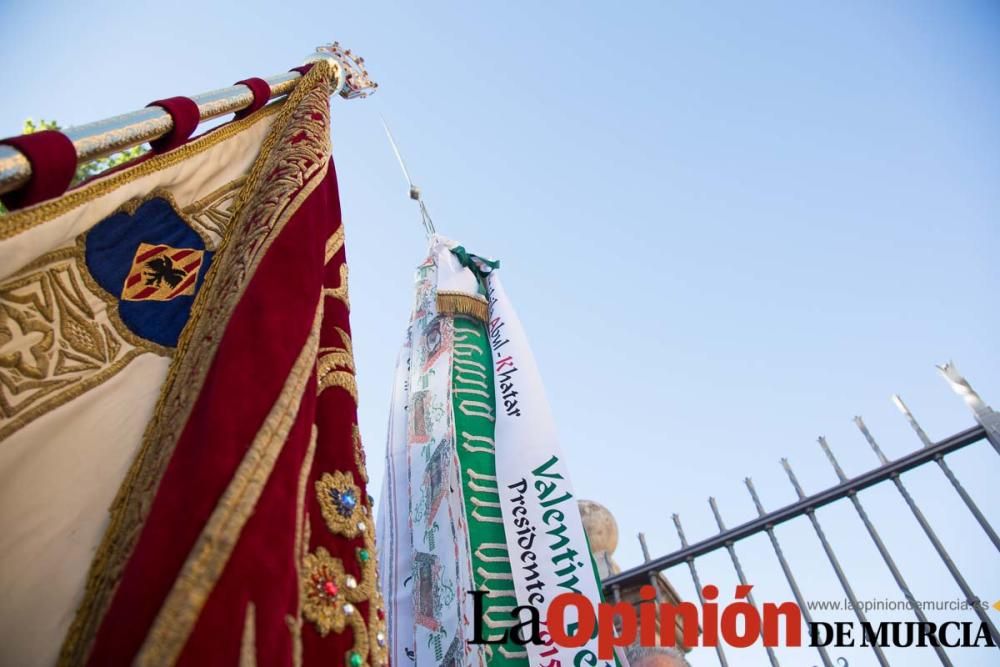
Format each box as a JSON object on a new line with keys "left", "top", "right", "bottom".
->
{"left": 436, "top": 291, "right": 488, "bottom": 323}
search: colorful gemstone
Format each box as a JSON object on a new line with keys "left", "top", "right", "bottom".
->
{"left": 376, "top": 608, "right": 385, "bottom": 620}
{"left": 349, "top": 652, "right": 363, "bottom": 667}
{"left": 329, "top": 488, "right": 358, "bottom": 517}
{"left": 324, "top": 580, "right": 339, "bottom": 597}
{"left": 358, "top": 549, "right": 370, "bottom": 562}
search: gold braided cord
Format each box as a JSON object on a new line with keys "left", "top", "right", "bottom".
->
{"left": 286, "top": 425, "right": 319, "bottom": 667}
{"left": 239, "top": 602, "right": 258, "bottom": 667}
{"left": 324, "top": 227, "right": 345, "bottom": 265}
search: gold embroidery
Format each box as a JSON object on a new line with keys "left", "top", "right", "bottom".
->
{"left": 301, "top": 547, "right": 354, "bottom": 636}
{"left": 1, "top": 104, "right": 281, "bottom": 242}
{"left": 240, "top": 602, "right": 257, "bottom": 667}
{"left": 301, "top": 510, "right": 388, "bottom": 666}
{"left": 287, "top": 425, "right": 318, "bottom": 667}
{"left": 59, "top": 61, "right": 335, "bottom": 667}
{"left": 182, "top": 176, "right": 247, "bottom": 251}
{"left": 323, "top": 264, "right": 350, "bottom": 310}
{"left": 317, "top": 327, "right": 356, "bottom": 401}
{"left": 324, "top": 226, "right": 344, "bottom": 265}
{"left": 315, "top": 470, "right": 365, "bottom": 539}
{"left": 437, "top": 290, "right": 488, "bottom": 323}
{"left": 353, "top": 425, "right": 368, "bottom": 484}
{"left": 0, "top": 246, "right": 163, "bottom": 441}
{"left": 135, "top": 299, "right": 323, "bottom": 666}
{"left": 80, "top": 187, "right": 242, "bottom": 253}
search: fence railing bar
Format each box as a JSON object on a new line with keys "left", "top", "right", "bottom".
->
{"left": 605, "top": 551, "right": 625, "bottom": 637}
{"left": 782, "top": 458, "right": 891, "bottom": 667}
{"left": 600, "top": 367, "right": 995, "bottom": 663}
{"left": 850, "top": 420, "right": 1000, "bottom": 649}
{"left": 709, "top": 496, "right": 781, "bottom": 667}
{"left": 604, "top": 424, "right": 985, "bottom": 589}
{"left": 638, "top": 533, "right": 665, "bottom": 603}
{"left": 892, "top": 394, "right": 934, "bottom": 447}
{"left": 674, "top": 513, "right": 730, "bottom": 667}
{"left": 745, "top": 478, "right": 834, "bottom": 667}
{"left": 821, "top": 433, "right": 954, "bottom": 666}
{"left": 606, "top": 553, "right": 622, "bottom": 602}
{"left": 894, "top": 393, "right": 1000, "bottom": 551}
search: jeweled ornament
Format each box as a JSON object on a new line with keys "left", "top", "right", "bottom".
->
{"left": 316, "top": 471, "right": 365, "bottom": 537}
{"left": 333, "top": 488, "right": 357, "bottom": 516}
{"left": 302, "top": 547, "right": 350, "bottom": 636}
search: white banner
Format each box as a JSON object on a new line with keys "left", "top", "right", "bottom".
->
{"left": 376, "top": 339, "right": 415, "bottom": 665}
{"left": 486, "top": 272, "right": 609, "bottom": 666}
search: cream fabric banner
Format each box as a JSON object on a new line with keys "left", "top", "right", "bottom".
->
{"left": 0, "top": 108, "right": 277, "bottom": 666}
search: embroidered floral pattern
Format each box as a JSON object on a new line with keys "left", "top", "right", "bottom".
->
{"left": 181, "top": 176, "right": 247, "bottom": 251}
{"left": 301, "top": 506, "right": 388, "bottom": 667}
{"left": 352, "top": 426, "right": 368, "bottom": 484}
{"left": 302, "top": 547, "right": 351, "bottom": 636}
{"left": 315, "top": 470, "right": 365, "bottom": 539}
{"left": 316, "top": 327, "right": 356, "bottom": 401}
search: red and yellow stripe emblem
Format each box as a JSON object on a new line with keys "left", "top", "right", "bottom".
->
{"left": 121, "top": 242, "right": 204, "bottom": 302}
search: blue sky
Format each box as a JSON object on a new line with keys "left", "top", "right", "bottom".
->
{"left": 3, "top": 2, "right": 998, "bottom": 664}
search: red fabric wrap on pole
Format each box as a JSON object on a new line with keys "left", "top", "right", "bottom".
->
{"left": 0, "top": 130, "right": 76, "bottom": 210}
{"left": 146, "top": 96, "right": 200, "bottom": 152}
{"left": 233, "top": 78, "right": 271, "bottom": 119}
{"left": 289, "top": 63, "right": 315, "bottom": 76}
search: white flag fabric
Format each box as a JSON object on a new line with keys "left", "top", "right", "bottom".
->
{"left": 377, "top": 236, "right": 613, "bottom": 667}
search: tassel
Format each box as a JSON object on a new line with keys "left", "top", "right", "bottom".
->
{"left": 437, "top": 291, "right": 489, "bottom": 323}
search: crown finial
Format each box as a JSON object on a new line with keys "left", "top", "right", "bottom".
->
{"left": 306, "top": 42, "right": 379, "bottom": 99}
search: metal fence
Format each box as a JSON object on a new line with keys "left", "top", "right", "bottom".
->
{"left": 601, "top": 363, "right": 1000, "bottom": 666}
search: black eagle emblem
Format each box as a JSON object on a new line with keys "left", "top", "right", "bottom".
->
{"left": 144, "top": 256, "right": 187, "bottom": 288}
